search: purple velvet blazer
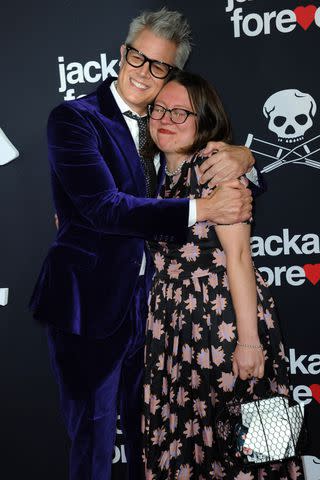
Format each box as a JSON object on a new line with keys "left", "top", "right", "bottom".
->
{"left": 30, "top": 77, "right": 189, "bottom": 338}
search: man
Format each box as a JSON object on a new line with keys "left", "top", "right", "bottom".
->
{"left": 30, "top": 8, "right": 260, "bottom": 480}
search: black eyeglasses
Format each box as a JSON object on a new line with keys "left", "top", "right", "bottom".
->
{"left": 148, "top": 104, "right": 197, "bottom": 124}
{"left": 125, "top": 45, "right": 175, "bottom": 79}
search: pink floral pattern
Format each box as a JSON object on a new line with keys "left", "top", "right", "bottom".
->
{"left": 152, "top": 319, "right": 164, "bottom": 340}
{"left": 168, "top": 260, "right": 183, "bottom": 279}
{"left": 154, "top": 252, "right": 165, "bottom": 271}
{"left": 143, "top": 155, "right": 304, "bottom": 479}
{"left": 179, "top": 242, "right": 201, "bottom": 261}
{"left": 193, "top": 222, "right": 209, "bottom": 239}
{"left": 197, "top": 348, "right": 212, "bottom": 369}
{"left": 151, "top": 427, "right": 166, "bottom": 446}
{"left": 212, "top": 248, "right": 226, "bottom": 267}
{"left": 217, "top": 321, "right": 236, "bottom": 342}
{"left": 212, "top": 294, "right": 227, "bottom": 315}
{"left": 211, "top": 346, "right": 225, "bottom": 366}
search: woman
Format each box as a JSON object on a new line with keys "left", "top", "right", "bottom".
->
{"left": 142, "top": 70, "right": 303, "bottom": 479}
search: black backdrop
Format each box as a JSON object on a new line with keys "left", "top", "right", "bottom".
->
{"left": 1, "top": 1, "right": 319, "bottom": 478}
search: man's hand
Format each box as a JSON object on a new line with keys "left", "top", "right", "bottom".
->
{"left": 199, "top": 141, "right": 255, "bottom": 187}
{"left": 196, "top": 179, "right": 252, "bottom": 225}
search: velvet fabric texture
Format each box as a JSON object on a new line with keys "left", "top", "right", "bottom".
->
{"left": 29, "top": 77, "right": 189, "bottom": 338}
{"left": 29, "top": 77, "right": 190, "bottom": 480}
{"left": 47, "top": 276, "right": 148, "bottom": 480}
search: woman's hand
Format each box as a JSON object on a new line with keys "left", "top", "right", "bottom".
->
{"left": 232, "top": 343, "right": 265, "bottom": 380}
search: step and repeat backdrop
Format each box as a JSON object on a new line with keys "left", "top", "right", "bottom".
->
{"left": 0, "top": 0, "right": 319, "bottom": 478}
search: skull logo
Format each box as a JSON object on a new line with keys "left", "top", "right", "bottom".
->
{"left": 263, "top": 89, "right": 317, "bottom": 143}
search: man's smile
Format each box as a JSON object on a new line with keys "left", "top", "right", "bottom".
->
{"left": 130, "top": 77, "right": 148, "bottom": 90}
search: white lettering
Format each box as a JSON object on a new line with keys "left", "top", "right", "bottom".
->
{"left": 276, "top": 10, "right": 296, "bottom": 33}
{"left": 112, "top": 446, "right": 120, "bottom": 464}
{"left": 64, "top": 89, "right": 76, "bottom": 101}
{"left": 0, "top": 288, "right": 9, "bottom": 306}
{"left": 308, "top": 355, "right": 320, "bottom": 375}
{"left": 83, "top": 61, "right": 102, "bottom": 83}
{"left": 251, "top": 235, "right": 265, "bottom": 257}
{"left": 315, "top": 7, "right": 320, "bottom": 27}
{"left": 225, "top": 0, "right": 253, "bottom": 13}
{"left": 274, "top": 265, "right": 287, "bottom": 286}
{"left": 58, "top": 54, "right": 119, "bottom": 98}
{"left": 286, "top": 266, "right": 305, "bottom": 286}
{"left": 101, "top": 56, "right": 119, "bottom": 79}
{"left": 112, "top": 444, "right": 127, "bottom": 464}
{"left": 116, "top": 414, "right": 123, "bottom": 435}
{"left": 289, "top": 349, "right": 320, "bottom": 374}
{"left": 301, "top": 233, "right": 320, "bottom": 254}
{"left": 264, "top": 235, "right": 282, "bottom": 256}
{"left": 257, "top": 266, "right": 305, "bottom": 287}
{"left": 66, "top": 62, "right": 85, "bottom": 85}
{"left": 242, "top": 13, "right": 264, "bottom": 37}
{"left": 292, "top": 385, "right": 312, "bottom": 405}
{"left": 120, "top": 444, "right": 127, "bottom": 463}
{"left": 263, "top": 11, "right": 277, "bottom": 35}
{"left": 251, "top": 229, "right": 319, "bottom": 257}
{"left": 227, "top": 7, "right": 299, "bottom": 38}
{"left": 230, "top": 8, "right": 243, "bottom": 38}
{"left": 283, "top": 228, "right": 301, "bottom": 255}
{"left": 225, "top": 0, "right": 235, "bottom": 12}
{"left": 58, "top": 56, "right": 67, "bottom": 93}
{"left": 290, "top": 349, "right": 308, "bottom": 374}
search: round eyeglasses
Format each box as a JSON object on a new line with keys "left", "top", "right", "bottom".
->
{"left": 125, "top": 45, "right": 174, "bottom": 79}
{"left": 148, "top": 104, "right": 197, "bottom": 124}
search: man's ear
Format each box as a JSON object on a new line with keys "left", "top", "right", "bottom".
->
{"left": 119, "top": 45, "right": 126, "bottom": 67}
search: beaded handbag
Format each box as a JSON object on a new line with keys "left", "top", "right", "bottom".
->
{"left": 214, "top": 382, "right": 307, "bottom": 466}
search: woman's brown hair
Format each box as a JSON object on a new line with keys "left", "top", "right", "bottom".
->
{"left": 144, "top": 69, "right": 232, "bottom": 158}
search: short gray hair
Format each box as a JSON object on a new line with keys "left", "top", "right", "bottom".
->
{"left": 125, "top": 8, "right": 192, "bottom": 69}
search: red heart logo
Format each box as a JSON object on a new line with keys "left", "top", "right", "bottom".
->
{"left": 310, "top": 384, "right": 320, "bottom": 403}
{"left": 294, "top": 5, "right": 317, "bottom": 30}
{"left": 303, "top": 264, "right": 320, "bottom": 285}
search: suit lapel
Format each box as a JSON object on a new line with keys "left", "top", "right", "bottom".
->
{"left": 96, "top": 78, "right": 146, "bottom": 196}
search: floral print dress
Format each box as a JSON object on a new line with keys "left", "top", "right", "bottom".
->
{"left": 142, "top": 155, "right": 304, "bottom": 480}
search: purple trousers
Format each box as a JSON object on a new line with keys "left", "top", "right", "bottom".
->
{"left": 47, "top": 276, "right": 147, "bottom": 480}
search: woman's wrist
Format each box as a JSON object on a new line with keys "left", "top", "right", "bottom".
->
{"left": 236, "top": 340, "right": 263, "bottom": 349}
{"left": 236, "top": 329, "right": 259, "bottom": 343}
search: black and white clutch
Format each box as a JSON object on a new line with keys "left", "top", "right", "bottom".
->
{"left": 215, "top": 387, "right": 306, "bottom": 465}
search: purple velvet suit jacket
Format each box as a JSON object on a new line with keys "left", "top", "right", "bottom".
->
{"left": 30, "top": 77, "right": 189, "bottom": 338}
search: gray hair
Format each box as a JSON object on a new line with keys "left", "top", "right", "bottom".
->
{"left": 125, "top": 8, "right": 192, "bottom": 69}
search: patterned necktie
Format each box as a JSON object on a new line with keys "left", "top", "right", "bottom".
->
{"left": 123, "top": 110, "right": 157, "bottom": 197}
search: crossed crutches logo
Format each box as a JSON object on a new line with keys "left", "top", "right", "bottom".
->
{"left": 0, "top": 127, "right": 19, "bottom": 306}
{"left": 245, "top": 89, "right": 320, "bottom": 174}
{"left": 246, "top": 133, "right": 320, "bottom": 173}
